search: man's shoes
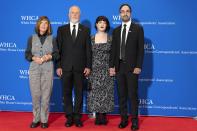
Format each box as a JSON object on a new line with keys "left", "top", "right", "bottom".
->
{"left": 41, "top": 123, "right": 48, "bottom": 128}
{"left": 131, "top": 118, "right": 139, "bottom": 131}
{"left": 118, "top": 120, "right": 128, "bottom": 128}
{"left": 75, "top": 119, "right": 83, "bottom": 127}
{"left": 30, "top": 122, "right": 40, "bottom": 128}
{"left": 65, "top": 118, "right": 73, "bottom": 127}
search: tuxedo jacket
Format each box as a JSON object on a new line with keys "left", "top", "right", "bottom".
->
{"left": 56, "top": 24, "right": 92, "bottom": 72}
{"left": 109, "top": 22, "right": 144, "bottom": 72}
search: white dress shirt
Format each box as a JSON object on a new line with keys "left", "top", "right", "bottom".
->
{"left": 121, "top": 19, "right": 131, "bottom": 44}
{"left": 70, "top": 22, "right": 79, "bottom": 36}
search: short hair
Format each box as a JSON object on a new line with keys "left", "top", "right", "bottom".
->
{"left": 119, "top": 3, "right": 132, "bottom": 13}
{"left": 35, "top": 16, "right": 52, "bottom": 35}
{"left": 69, "top": 5, "right": 81, "bottom": 14}
{"left": 95, "top": 16, "right": 110, "bottom": 32}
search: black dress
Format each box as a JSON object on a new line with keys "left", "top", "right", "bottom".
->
{"left": 87, "top": 36, "right": 114, "bottom": 113}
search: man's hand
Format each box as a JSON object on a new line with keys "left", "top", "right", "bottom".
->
{"left": 109, "top": 67, "right": 116, "bottom": 76}
{"left": 56, "top": 68, "right": 63, "bottom": 77}
{"left": 84, "top": 68, "right": 91, "bottom": 77}
{"left": 133, "top": 68, "right": 141, "bottom": 74}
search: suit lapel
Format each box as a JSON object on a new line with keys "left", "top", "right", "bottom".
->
{"left": 65, "top": 24, "right": 73, "bottom": 43}
{"left": 74, "top": 24, "right": 82, "bottom": 44}
{"left": 117, "top": 26, "right": 121, "bottom": 50}
{"left": 125, "top": 22, "right": 133, "bottom": 46}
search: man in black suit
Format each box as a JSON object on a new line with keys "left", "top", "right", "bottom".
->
{"left": 109, "top": 4, "right": 144, "bottom": 131}
{"left": 56, "top": 5, "right": 91, "bottom": 127}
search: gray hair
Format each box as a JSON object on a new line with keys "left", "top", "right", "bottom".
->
{"left": 69, "top": 5, "right": 81, "bottom": 14}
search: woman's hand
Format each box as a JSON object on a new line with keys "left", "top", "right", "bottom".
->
{"left": 42, "top": 54, "right": 52, "bottom": 62}
{"left": 32, "top": 56, "right": 43, "bottom": 65}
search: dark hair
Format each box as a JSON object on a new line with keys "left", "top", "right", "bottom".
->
{"left": 119, "top": 3, "right": 132, "bottom": 13}
{"left": 35, "top": 16, "right": 52, "bottom": 35}
{"left": 95, "top": 16, "right": 110, "bottom": 32}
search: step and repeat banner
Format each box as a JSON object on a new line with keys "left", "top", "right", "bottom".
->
{"left": 0, "top": 0, "right": 197, "bottom": 117}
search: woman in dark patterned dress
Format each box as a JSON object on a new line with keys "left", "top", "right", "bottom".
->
{"left": 87, "top": 16, "right": 114, "bottom": 125}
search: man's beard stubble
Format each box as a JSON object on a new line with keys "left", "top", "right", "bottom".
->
{"left": 122, "top": 15, "right": 130, "bottom": 22}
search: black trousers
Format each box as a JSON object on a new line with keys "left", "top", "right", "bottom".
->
{"left": 62, "top": 70, "right": 84, "bottom": 120}
{"left": 116, "top": 61, "right": 139, "bottom": 120}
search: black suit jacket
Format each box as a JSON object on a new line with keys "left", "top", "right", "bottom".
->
{"left": 56, "top": 23, "right": 92, "bottom": 72}
{"left": 110, "top": 22, "right": 144, "bottom": 72}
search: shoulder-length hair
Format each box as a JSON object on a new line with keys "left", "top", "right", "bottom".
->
{"left": 35, "top": 16, "right": 52, "bottom": 35}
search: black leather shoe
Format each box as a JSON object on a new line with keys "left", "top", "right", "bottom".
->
{"left": 75, "top": 119, "right": 83, "bottom": 127}
{"left": 65, "top": 118, "right": 73, "bottom": 127}
{"left": 131, "top": 119, "right": 139, "bottom": 131}
{"left": 118, "top": 120, "right": 128, "bottom": 128}
{"left": 30, "top": 122, "right": 40, "bottom": 128}
{"left": 41, "top": 123, "right": 48, "bottom": 128}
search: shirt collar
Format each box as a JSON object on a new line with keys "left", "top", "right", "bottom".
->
{"left": 70, "top": 22, "right": 79, "bottom": 28}
{"left": 38, "top": 32, "right": 47, "bottom": 37}
{"left": 122, "top": 19, "right": 131, "bottom": 29}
